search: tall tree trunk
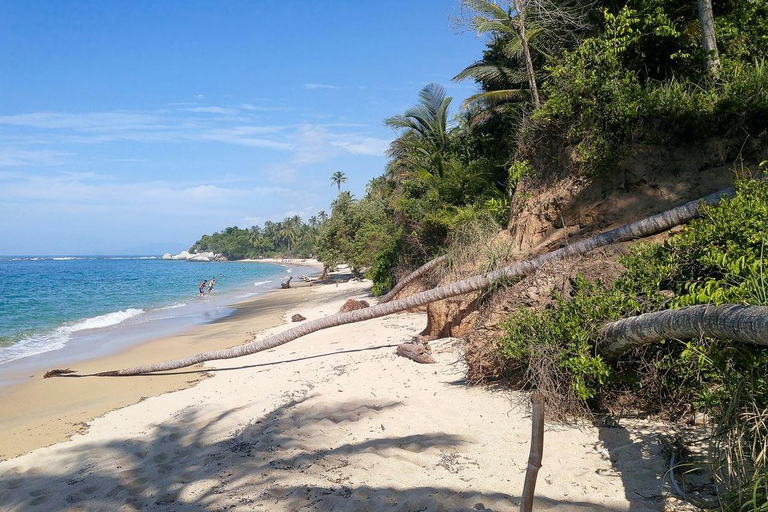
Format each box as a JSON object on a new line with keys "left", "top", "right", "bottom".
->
{"left": 513, "top": 0, "right": 540, "bottom": 109}
{"left": 52, "top": 187, "right": 733, "bottom": 377}
{"left": 380, "top": 255, "right": 448, "bottom": 303}
{"left": 598, "top": 304, "right": 768, "bottom": 359}
{"left": 698, "top": 0, "right": 720, "bottom": 76}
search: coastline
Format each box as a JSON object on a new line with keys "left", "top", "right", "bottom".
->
{"left": 0, "top": 283, "right": 315, "bottom": 462}
{"left": 0, "top": 278, "right": 672, "bottom": 511}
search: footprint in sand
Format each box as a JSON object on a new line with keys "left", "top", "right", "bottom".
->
{"left": 28, "top": 494, "right": 49, "bottom": 506}
{"left": 5, "top": 478, "right": 23, "bottom": 489}
{"left": 107, "top": 484, "right": 126, "bottom": 498}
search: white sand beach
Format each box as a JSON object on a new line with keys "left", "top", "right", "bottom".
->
{"left": 0, "top": 280, "right": 673, "bottom": 511}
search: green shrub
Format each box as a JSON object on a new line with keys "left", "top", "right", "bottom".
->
{"left": 496, "top": 178, "right": 768, "bottom": 506}
{"left": 498, "top": 277, "right": 634, "bottom": 402}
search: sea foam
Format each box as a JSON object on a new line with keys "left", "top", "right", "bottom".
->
{"left": 0, "top": 308, "right": 144, "bottom": 365}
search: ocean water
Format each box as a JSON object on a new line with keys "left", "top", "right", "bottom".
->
{"left": 0, "top": 256, "right": 300, "bottom": 370}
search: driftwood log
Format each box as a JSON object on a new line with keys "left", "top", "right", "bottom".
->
{"left": 45, "top": 187, "right": 734, "bottom": 377}
{"left": 280, "top": 276, "right": 293, "bottom": 289}
{"left": 396, "top": 340, "right": 436, "bottom": 364}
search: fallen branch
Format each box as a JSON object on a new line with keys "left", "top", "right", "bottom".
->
{"left": 598, "top": 304, "right": 768, "bottom": 359}
{"left": 380, "top": 255, "right": 448, "bottom": 303}
{"left": 47, "top": 187, "right": 733, "bottom": 377}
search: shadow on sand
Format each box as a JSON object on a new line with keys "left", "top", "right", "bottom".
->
{"left": 0, "top": 394, "right": 640, "bottom": 511}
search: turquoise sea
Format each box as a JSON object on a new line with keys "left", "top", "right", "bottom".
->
{"left": 0, "top": 256, "right": 305, "bottom": 372}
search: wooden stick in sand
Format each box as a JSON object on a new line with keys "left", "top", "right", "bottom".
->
{"left": 520, "top": 393, "right": 544, "bottom": 512}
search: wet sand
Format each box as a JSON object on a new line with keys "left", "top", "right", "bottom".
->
{"left": 0, "top": 285, "right": 313, "bottom": 461}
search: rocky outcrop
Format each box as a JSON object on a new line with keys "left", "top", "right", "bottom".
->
{"left": 162, "top": 251, "right": 227, "bottom": 262}
{"left": 338, "top": 299, "right": 369, "bottom": 314}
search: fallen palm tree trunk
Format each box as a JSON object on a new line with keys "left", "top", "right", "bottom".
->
{"left": 598, "top": 304, "right": 768, "bottom": 359}
{"left": 48, "top": 187, "right": 733, "bottom": 377}
{"left": 380, "top": 254, "right": 448, "bottom": 303}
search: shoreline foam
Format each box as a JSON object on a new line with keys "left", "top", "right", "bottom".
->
{"left": 0, "top": 260, "right": 317, "bottom": 381}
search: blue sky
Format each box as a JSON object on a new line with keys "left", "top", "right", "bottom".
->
{"left": 0, "top": 1, "right": 485, "bottom": 255}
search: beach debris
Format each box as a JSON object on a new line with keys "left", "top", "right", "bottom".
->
{"left": 280, "top": 276, "right": 293, "bottom": 289}
{"left": 396, "top": 339, "right": 436, "bottom": 364}
{"left": 338, "top": 299, "right": 369, "bottom": 314}
{"left": 291, "top": 313, "right": 306, "bottom": 322}
{"left": 43, "top": 368, "right": 77, "bottom": 378}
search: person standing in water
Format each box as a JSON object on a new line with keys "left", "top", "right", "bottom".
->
{"left": 199, "top": 279, "right": 207, "bottom": 296}
{"left": 208, "top": 277, "right": 216, "bottom": 293}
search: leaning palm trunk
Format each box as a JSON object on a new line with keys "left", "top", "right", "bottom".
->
{"left": 53, "top": 187, "right": 733, "bottom": 377}
{"left": 513, "top": 0, "right": 541, "bottom": 109}
{"left": 598, "top": 304, "right": 768, "bottom": 359}
{"left": 380, "top": 255, "right": 448, "bottom": 303}
{"left": 698, "top": 0, "right": 720, "bottom": 76}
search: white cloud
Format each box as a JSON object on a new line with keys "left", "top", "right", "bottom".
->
{"left": 0, "top": 148, "right": 69, "bottom": 167}
{"left": 194, "top": 94, "right": 205, "bottom": 100}
{"left": 330, "top": 136, "right": 389, "bottom": 156}
{"left": 181, "top": 106, "right": 239, "bottom": 115}
{"left": 303, "top": 83, "right": 340, "bottom": 90}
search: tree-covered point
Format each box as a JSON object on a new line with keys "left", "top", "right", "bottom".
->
{"left": 189, "top": 215, "right": 322, "bottom": 260}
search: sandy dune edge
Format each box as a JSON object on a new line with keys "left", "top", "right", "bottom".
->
{"left": 0, "top": 281, "right": 672, "bottom": 511}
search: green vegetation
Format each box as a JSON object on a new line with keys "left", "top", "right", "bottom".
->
{"left": 497, "top": 179, "right": 768, "bottom": 507}
{"left": 189, "top": 215, "right": 321, "bottom": 260}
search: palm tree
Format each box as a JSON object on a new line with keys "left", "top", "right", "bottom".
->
{"left": 308, "top": 216, "right": 319, "bottom": 229}
{"left": 317, "top": 210, "right": 328, "bottom": 223}
{"left": 598, "top": 304, "right": 768, "bottom": 359}
{"left": 461, "top": 0, "right": 541, "bottom": 108}
{"left": 385, "top": 83, "right": 453, "bottom": 182}
{"left": 456, "top": 0, "right": 590, "bottom": 121}
{"left": 278, "top": 217, "right": 300, "bottom": 252}
{"left": 331, "top": 171, "right": 348, "bottom": 192}
{"left": 59, "top": 187, "right": 734, "bottom": 377}
{"left": 698, "top": 0, "right": 720, "bottom": 76}
{"left": 379, "top": 255, "right": 448, "bottom": 302}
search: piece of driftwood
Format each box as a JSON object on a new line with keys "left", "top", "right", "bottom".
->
{"left": 280, "top": 276, "right": 293, "bottom": 289}
{"left": 291, "top": 314, "right": 306, "bottom": 322}
{"left": 520, "top": 393, "right": 544, "bottom": 512}
{"left": 396, "top": 340, "right": 436, "bottom": 364}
